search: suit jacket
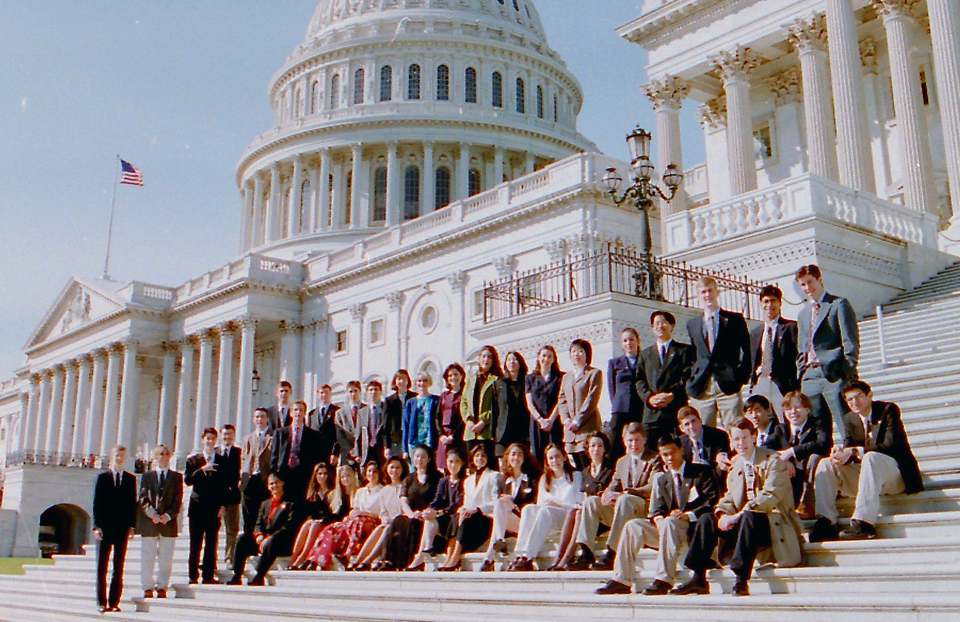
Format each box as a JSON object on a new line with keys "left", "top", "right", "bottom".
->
{"left": 218, "top": 445, "right": 242, "bottom": 505}
{"left": 769, "top": 415, "right": 832, "bottom": 464}
{"left": 686, "top": 309, "right": 752, "bottom": 397}
{"left": 93, "top": 470, "right": 137, "bottom": 537}
{"left": 384, "top": 391, "right": 418, "bottom": 456}
{"left": 309, "top": 403, "right": 340, "bottom": 462}
{"left": 796, "top": 292, "right": 859, "bottom": 383}
{"left": 681, "top": 425, "right": 732, "bottom": 467}
{"left": 635, "top": 340, "right": 696, "bottom": 427}
{"left": 607, "top": 354, "right": 644, "bottom": 417}
{"left": 184, "top": 453, "right": 226, "bottom": 516}
{"left": 717, "top": 448, "right": 804, "bottom": 568}
{"left": 605, "top": 450, "right": 663, "bottom": 499}
{"left": 842, "top": 401, "right": 924, "bottom": 494}
{"left": 648, "top": 461, "right": 720, "bottom": 520}
{"left": 137, "top": 469, "right": 184, "bottom": 538}
{"left": 271, "top": 425, "right": 324, "bottom": 482}
{"left": 462, "top": 374, "right": 499, "bottom": 442}
{"left": 493, "top": 377, "right": 530, "bottom": 446}
{"left": 265, "top": 404, "right": 293, "bottom": 432}
{"left": 253, "top": 497, "right": 299, "bottom": 551}
{"left": 750, "top": 316, "right": 800, "bottom": 395}
{"left": 557, "top": 366, "right": 603, "bottom": 452}
{"left": 356, "top": 401, "right": 389, "bottom": 464}
{"left": 334, "top": 402, "right": 365, "bottom": 460}
{"left": 403, "top": 394, "right": 442, "bottom": 456}
{"left": 241, "top": 429, "right": 274, "bottom": 491}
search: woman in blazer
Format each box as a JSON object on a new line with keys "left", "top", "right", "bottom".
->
{"left": 462, "top": 346, "right": 503, "bottom": 459}
{"left": 558, "top": 339, "right": 603, "bottom": 469}
{"left": 526, "top": 345, "right": 565, "bottom": 464}
{"left": 494, "top": 352, "right": 531, "bottom": 457}
{"left": 480, "top": 443, "right": 539, "bottom": 571}
{"left": 437, "top": 364, "right": 466, "bottom": 468}
{"left": 403, "top": 372, "right": 441, "bottom": 459}
{"left": 379, "top": 445, "right": 442, "bottom": 571}
{"left": 437, "top": 444, "right": 500, "bottom": 571}
{"left": 406, "top": 447, "right": 466, "bottom": 571}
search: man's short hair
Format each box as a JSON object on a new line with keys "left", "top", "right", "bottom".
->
{"left": 623, "top": 422, "right": 646, "bottom": 437}
{"left": 731, "top": 418, "right": 757, "bottom": 434}
{"left": 696, "top": 276, "right": 718, "bottom": 289}
{"left": 153, "top": 444, "right": 170, "bottom": 455}
{"left": 111, "top": 444, "right": 127, "bottom": 454}
{"left": 319, "top": 384, "right": 333, "bottom": 392}
{"left": 759, "top": 284, "right": 783, "bottom": 302}
{"left": 781, "top": 391, "right": 813, "bottom": 410}
{"left": 278, "top": 380, "right": 293, "bottom": 390}
{"left": 744, "top": 395, "right": 772, "bottom": 412}
{"left": 292, "top": 400, "right": 308, "bottom": 411}
{"left": 346, "top": 380, "right": 362, "bottom": 390}
{"left": 650, "top": 310, "right": 677, "bottom": 326}
{"left": 677, "top": 405, "right": 701, "bottom": 422}
{"left": 795, "top": 264, "right": 822, "bottom": 281}
{"left": 657, "top": 434, "right": 683, "bottom": 451}
{"left": 366, "top": 380, "right": 383, "bottom": 391}
{"left": 254, "top": 407, "right": 270, "bottom": 417}
{"left": 202, "top": 427, "right": 218, "bottom": 439}
{"left": 220, "top": 424, "right": 236, "bottom": 432}
{"left": 621, "top": 327, "right": 640, "bottom": 339}
{"left": 842, "top": 379, "right": 872, "bottom": 396}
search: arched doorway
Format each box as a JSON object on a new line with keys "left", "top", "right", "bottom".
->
{"left": 39, "top": 504, "right": 89, "bottom": 557}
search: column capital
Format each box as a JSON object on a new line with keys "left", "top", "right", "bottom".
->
{"left": 160, "top": 340, "right": 182, "bottom": 355}
{"left": 642, "top": 75, "right": 690, "bottom": 111}
{"left": 711, "top": 46, "right": 760, "bottom": 83}
{"left": 278, "top": 320, "right": 303, "bottom": 334}
{"left": 184, "top": 334, "right": 202, "bottom": 350}
{"left": 492, "top": 255, "right": 515, "bottom": 279}
{"left": 217, "top": 321, "right": 237, "bottom": 336}
{"left": 90, "top": 347, "right": 109, "bottom": 361}
{"left": 386, "top": 291, "right": 404, "bottom": 310}
{"left": 859, "top": 37, "right": 879, "bottom": 74}
{"left": 198, "top": 329, "right": 218, "bottom": 345}
{"left": 873, "top": 0, "right": 921, "bottom": 21}
{"left": 120, "top": 337, "right": 139, "bottom": 351}
{"left": 785, "top": 15, "right": 828, "bottom": 53}
{"left": 65, "top": 359, "right": 81, "bottom": 372}
{"left": 446, "top": 271, "right": 468, "bottom": 292}
{"left": 238, "top": 315, "right": 259, "bottom": 330}
{"left": 766, "top": 67, "right": 802, "bottom": 105}
{"left": 696, "top": 97, "right": 727, "bottom": 129}
{"left": 544, "top": 239, "right": 568, "bottom": 263}
{"left": 349, "top": 303, "right": 366, "bottom": 321}
{"left": 108, "top": 342, "right": 126, "bottom": 357}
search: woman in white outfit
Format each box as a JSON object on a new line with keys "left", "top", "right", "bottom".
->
{"left": 508, "top": 444, "right": 583, "bottom": 571}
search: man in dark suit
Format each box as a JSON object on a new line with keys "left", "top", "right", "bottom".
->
{"left": 241, "top": 408, "right": 274, "bottom": 535}
{"left": 678, "top": 406, "right": 732, "bottom": 484}
{"left": 812, "top": 380, "right": 923, "bottom": 541}
{"left": 138, "top": 444, "right": 183, "bottom": 599}
{"left": 227, "top": 473, "right": 299, "bottom": 586}
{"left": 184, "top": 427, "right": 225, "bottom": 585}
{"left": 636, "top": 311, "right": 695, "bottom": 451}
{"left": 265, "top": 380, "right": 294, "bottom": 432}
{"left": 218, "top": 424, "right": 242, "bottom": 566}
{"left": 743, "top": 395, "right": 780, "bottom": 449}
{"left": 607, "top": 327, "right": 645, "bottom": 460}
{"left": 597, "top": 435, "right": 720, "bottom": 595}
{"left": 686, "top": 276, "right": 752, "bottom": 430}
{"left": 769, "top": 391, "right": 832, "bottom": 520}
{"left": 749, "top": 285, "right": 799, "bottom": 417}
{"left": 93, "top": 445, "right": 137, "bottom": 613}
{"left": 795, "top": 264, "right": 860, "bottom": 436}
{"left": 334, "top": 381, "right": 365, "bottom": 463}
{"left": 272, "top": 400, "right": 323, "bottom": 501}
{"left": 356, "top": 381, "right": 389, "bottom": 465}
{"left": 308, "top": 384, "right": 340, "bottom": 463}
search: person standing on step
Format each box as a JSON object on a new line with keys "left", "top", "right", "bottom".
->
{"left": 748, "top": 285, "right": 799, "bottom": 419}
{"left": 218, "top": 424, "right": 242, "bottom": 568}
{"left": 138, "top": 444, "right": 183, "bottom": 600}
{"left": 384, "top": 370, "right": 418, "bottom": 460}
{"left": 93, "top": 445, "right": 137, "bottom": 613}
{"left": 686, "top": 276, "right": 752, "bottom": 431}
{"left": 228, "top": 473, "right": 299, "bottom": 586}
{"left": 811, "top": 380, "right": 923, "bottom": 542}
{"left": 356, "top": 380, "right": 389, "bottom": 465}
{"left": 636, "top": 311, "right": 695, "bottom": 452}
{"left": 185, "top": 427, "right": 226, "bottom": 585}
{"left": 769, "top": 392, "right": 832, "bottom": 520}
{"left": 273, "top": 401, "right": 324, "bottom": 502}
{"left": 241, "top": 408, "right": 274, "bottom": 536}
{"left": 308, "top": 384, "right": 340, "bottom": 465}
{"left": 335, "top": 381, "right": 365, "bottom": 464}
{"left": 265, "top": 380, "right": 294, "bottom": 432}
{"left": 795, "top": 264, "right": 860, "bottom": 437}
{"left": 557, "top": 339, "right": 603, "bottom": 469}
{"left": 462, "top": 346, "right": 503, "bottom": 460}
{"left": 608, "top": 327, "right": 645, "bottom": 460}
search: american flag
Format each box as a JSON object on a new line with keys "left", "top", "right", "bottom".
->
{"left": 120, "top": 159, "right": 144, "bottom": 186}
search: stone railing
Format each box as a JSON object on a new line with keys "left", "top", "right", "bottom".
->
{"left": 662, "top": 173, "right": 939, "bottom": 253}
{"left": 683, "top": 163, "right": 709, "bottom": 206}
{"left": 175, "top": 254, "right": 303, "bottom": 301}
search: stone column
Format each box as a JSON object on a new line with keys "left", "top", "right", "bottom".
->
{"left": 100, "top": 344, "right": 123, "bottom": 456}
{"left": 57, "top": 360, "right": 79, "bottom": 457}
{"left": 332, "top": 158, "right": 344, "bottom": 228}
{"left": 157, "top": 342, "right": 180, "bottom": 448}
{"left": 71, "top": 355, "right": 93, "bottom": 457}
{"left": 386, "top": 142, "right": 401, "bottom": 226}
{"left": 825, "top": 0, "right": 877, "bottom": 192}
{"left": 33, "top": 372, "right": 52, "bottom": 455}
{"left": 278, "top": 321, "right": 301, "bottom": 387}
{"left": 289, "top": 156, "right": 303, "bottom": 237}
{"left": 308, "top": 161, "right": 320, "bottom": 232}
{"left": 267, "top": 163, "right": 281, "bottom": 241}
{"left": 236, "top": 317, "right": 257, "bottom": 441}
{"left": 786, "top": 16, "right": 840, "bottom": 181}
{"left": 351, "top": 144, "right": 364, "bottom": 228}
{"left": 215, "top": 323, "right": 236, "bottom": 430}
{"left": 116, "top": 340, "right": 142, "bottom": 451}
{"left": 928, "top": 0, "right": 960, "bottom": 224}
{"left": 423, "top": 142, "right": 435, "bottom": 212}
{"left": 446, "top": 271, "right": 468, "bottom": 362}
{"left": 44, "top": 365, "right": 66, "bottom": 455}
{"left": 386, "top": 292, "right": 404, "bottom": 370}
{"left": 712, "top": 46, "right": 760, "bottom": 195}
{"left": 84, "top": 350, "right": 107, "bottom": 459}
{"left": 252, "top": 174, "right": 265, "bottom": 248}
{"left": 318, "top": 149, "right": 331, "bottom": 231}
{"left": 876, "top": 0, "right": 936, "bottom": 213}
{"left": 459, "top": 143, "right": 471, "bottom": 200}
{"left": 644, "top": 75, "right": 690, "bottom": 215}
{"left": 16, "top": 391, "right": 29, "bottom": 456}
{"left": 192, "top": 330, "right": 217, "bottom": 448}
{"left": 20, "top": 377, "right": 39, "bottom": 454}
{"left": 174, "top": 338, "right": 198, "bottom": 463}
{"left": 494, "top": 147, "right": 505, "bottom": 187}
{"left": 524, "top": 152, "right": 535, "bottom": 175}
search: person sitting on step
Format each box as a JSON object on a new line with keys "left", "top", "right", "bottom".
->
{"left": 228, "top": 473, "right": 299, "bottom": 587}
{"left": 479, "top": 443, "right": 539, "bottom": 572}
{"left": 769, "top": 391, "right": 832, "bottom": 521}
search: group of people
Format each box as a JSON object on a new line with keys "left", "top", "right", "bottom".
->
{"left": 92, "top": 264, "right": 924, "bottom": 611}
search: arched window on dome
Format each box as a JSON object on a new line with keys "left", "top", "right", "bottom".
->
{"left": 492, "top": 72, "right": 503, "bottom": 108}
{"left": 516, "top": 78, "right": 525, "bottom": 114}
{"left": 345, "top": 172, "right": 353, "bottom": 226}
{"left": 294, "top": 86, "right": 303, "bottom": 118}
{"left": 330, "top": 74, "right": 341, "bottom": 109}
{"left": 353, "top": 68, "right": 365, "bottom": 105}
{"left": 468, "top": 168, "right": 482, "bottom": 197}
{"left": 327, "top": 174, "right": 334, "bottom": 228}
{"left": 311, "top": 80, "right": 321, "bottom": 114}
{"left": 436, "top": 65, "right": 450, "bottom": 101}
{"left": 536, "top": 85, "right": 544, "bottom": 119}
{"left": 513, "top": 0, "right": 520, "bottom": 10}
{"left": 403, "top": 166, "right": 420, "bottom": 221}
{"left": 408, "top": 64, "right": 421, "bottom": 101}
{"left": 553, "top": 94, "right": 558, "bottom": 122}
{"left": 299, "top": 179, "right": 311, "bottom": 233}
{"left": 372, "top": 167, "right": 387, "bottom": 223}
{"left": 465, "top": 68, "right": 478, "bottom": 104}
{"left": 281, "top": 186, "right": 291, "bottom": 236}
{"left": 380, "top": 66, "right": 393, "bottom": 102}
{"left": 435, "top": 166, "right": 451, "bottom": 210}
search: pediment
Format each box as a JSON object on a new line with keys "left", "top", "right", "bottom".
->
{"left": 27, "top": 278, "right": 127, "bottom": 348}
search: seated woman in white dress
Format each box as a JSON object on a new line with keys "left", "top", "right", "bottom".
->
{"left": 507, "top": 443, "right": 583, "bottom": 571}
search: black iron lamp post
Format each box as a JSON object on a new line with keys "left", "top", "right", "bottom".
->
{"left": 602, "top": 126, "right": 683, "bottom": 299}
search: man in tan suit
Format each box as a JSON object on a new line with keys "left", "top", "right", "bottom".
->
{"left": 672, "top": 418, "right": 803, "bottom": 596}
{"left": 240, "top": 408, "right": 273, "bottom": 535}
{"left": 567, "top": 422, "right": 662, "bottom": 570}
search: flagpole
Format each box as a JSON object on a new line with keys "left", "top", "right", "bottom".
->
{"left": 102, "top": 154, "right": 120, "bottom": 280}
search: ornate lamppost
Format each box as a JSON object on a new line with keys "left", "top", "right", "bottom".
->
{"left": 602, "top": 126, "right": 683, "bottom": 300}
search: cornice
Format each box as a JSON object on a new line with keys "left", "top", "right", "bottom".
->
{"left": 617, "top": 0, "right": 750, "bottom": 49}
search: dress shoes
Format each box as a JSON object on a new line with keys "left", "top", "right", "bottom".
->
{"left": 226, "top": 577, "right": 244, "bottom": 586}
{"left": 641, "top": 579, "right": 673, "bottom": 596}
{"left": 669, "top": 576, "right": 710, "bottom": 595}
{"left": 108, "top": 606, "right": 121, "bottom": 612}
{"left": 795, "top": 502, "right": 816, "bottom": 521}
{"left": 143, "top": 589, "right": 155, "bottom": 599}
{"left": 437, "top": 561, "right": 462, "bottom": 572}
{"left": 509, "top": 557, "right": 535, "bottom": 572}
{"left": 840, "top": 519, "right": 877, "bottom": 540}
{"left": 732, "top": 580, "right": 750, "bottom": 597}
{"left": 808, "top": 517, "right": 839, "bottom": 543}
{"left": 595, "top": 580, "right": 632, "bottom": 595}
{"left": 405, "top": 562, "right": 425, "bottom": 572}
{"left": 479, "top": 560, "right": 496, "bottom": 572}
{"left": 248, "top": 577, "right": 266, "bottom": 586}
{"left": 97, "top": 605, "right": 108, "bottom": 614}
{"left": 201, "top": 578, "right": 221, "bottom": 585}
{"left": 564, "top": 544, "right": 595, "bottom": 570}
{"left": 590, "top": 549, "right": 615, "bottom": 571}
{"left": 156, "top": 589, "right": 167, "bottom": 599}
{"left": 188, "top": 579, "right": 199, "bottom": 585}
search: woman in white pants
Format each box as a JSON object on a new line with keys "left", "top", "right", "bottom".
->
{"left": 508, "top": 444, "right": 583, "bottom": 571}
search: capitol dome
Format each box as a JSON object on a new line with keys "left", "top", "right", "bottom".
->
{"left": 236, "top": 0, "right": 597, "bottom": 259}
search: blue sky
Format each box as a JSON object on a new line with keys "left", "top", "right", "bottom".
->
{"left": 0, "top": 1, "right": 703, "bottom": 378}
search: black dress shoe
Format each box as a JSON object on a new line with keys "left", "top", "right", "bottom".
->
{"left": 188, "top": 579, "right": 199, "bottom": 585}
{"left": 590, "top": 550, "right": 615, "bottom": 571}
{"left": 840, "top": 519, "right": 877, "bottom": 540}
{"left": 642, "top": 579, "right": 673, "bottom": 596}
{"left": 564, "top": 544, "right": 595, "bottom": 570}
{"left": 226, "top": 577, "right": 243, "bottom": 586}
{"left": 670, "top": 576, "right": 710, "bottom": 595}
{"left": 143, "top": 589, "right": 155, "bottom": 598}
{"left": 732, "top": 580, "right": 750, "bottom": 596}
{"left": 201, "top": 578, "right": 221, "bottom": 585}
{"left": 595, "top": 579, "right": 632, "bottom": 595}
{"left": 248, "top": 577, "right": 266, "bottom": 586}
{"left": 809, "top": 517, "right": 839, "bottom": 543}
{"left": 156, "top": 589, "right": 167, "bottom": 599}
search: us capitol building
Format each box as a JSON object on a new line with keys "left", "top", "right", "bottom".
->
{"left": 0, "top": 0, "right": 958, "bottom": 557}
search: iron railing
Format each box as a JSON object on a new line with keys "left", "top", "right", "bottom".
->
{"left": 483, "top": 246, "right": 765, "bottom": 323}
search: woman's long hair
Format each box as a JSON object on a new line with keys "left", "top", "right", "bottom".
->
{"left": 305, "top": 462, "right": 333, "bottom": 502}
{"left": 542, "top": 443, "right": 575, "bottom": 492}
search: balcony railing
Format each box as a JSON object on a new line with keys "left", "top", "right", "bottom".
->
{"left": 483, "top": 246, "right": 765, "bottom": 323}
{"left": 6, "top": 451, "right": 105, "bottom": 469}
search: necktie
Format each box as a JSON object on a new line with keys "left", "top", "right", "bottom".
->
{"left": 352, "top": 405, "right": 359, "bottom": 428}
{"left": 744, "top": 463, "right": 756, "bottom": 501}
{"left": 807, "top": 302, "right": 820, "bottom": 364}
{"left": 705, "top": 315, "right": 714, "bottom": 351}
{"left": 659, "top": 344, "right": 667, "bottom": 364}
{"left": 759, "top": 431, "right": 767, "bottom": 446}
{"left": 368, "top": 406, "right": 378, "bottom": 448}
{"left": 115, "top": 472, "right": 121, "bottom": 488}
{"left": 792, "top": 427, "right": 801, "bottom": 447}
{"left": 761, "top": 325, "right": 774, "bottom": 377}
{"left": 673, "top": 472, "right": 683, "bottom": 509}
{"left": 288, "top": 426, "right": 302, "bottom": 468}
{"left": 864, "top": 418, "right": 873, "bottom": 445}
{"left": 159, "top": 470, "right": 165, "bottom": 488}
